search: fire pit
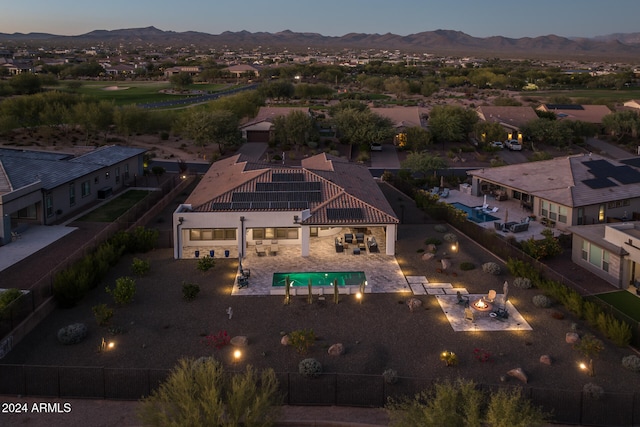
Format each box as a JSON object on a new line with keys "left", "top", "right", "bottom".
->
{"left": 472, "top": 298, "right": 493, "bottom": 312}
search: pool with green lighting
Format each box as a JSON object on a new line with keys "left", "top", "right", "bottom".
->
{"left": 272, "top": 271, "right": 367, "bottom": 287}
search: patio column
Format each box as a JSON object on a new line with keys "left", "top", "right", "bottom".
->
{"left": 301, "top": 225, "right": 310, "bottom": 257}
{"left": 385, "top": 224, "right": 396, "bottom": 255}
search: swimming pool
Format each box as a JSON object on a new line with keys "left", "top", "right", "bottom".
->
{"left": 272, "top": 271, "right": 366, "bottom": 287}
{"left": 449, "top": 202, "right": 499, "bottom": 223}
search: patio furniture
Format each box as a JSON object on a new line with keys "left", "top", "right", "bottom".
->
{"left": 269, "top": 244, "right": 279, "bottom": 255}
{"left": 11, "top": 231, "right": 21, "bottom": 241}
{"left": 440, "top": 188, "right": 450, "bottom": 198}
{"left": 464, "top": 307, "right": 475, "bottom": 322}
{"left": 240, "top": 267, "right": 250, "bottom": 278}
{"left": 237, "top": 276, "right": 249, "bottom": 288}
{"left": 509, "top": 222, "right": 530, "bottom": 233}
{"left": 356, "top": 233, "right": 365, "bottom": 244}
{"left": 503, "top": 221, "right": 518, "bottom": 231}
{"left": 344, "top": 233, "right": 354, "bottom": 243}
{"left": 353, "top": 247, "right": 361, "bottom": 255}
{"left": 485, "top": 289, "right": 496, "bottom": 303}
{"left": 255, "top": 241, "right": 266, "bottom": 256}
{"left": 367, "top": 236, "right": 379, "bottom": 252}
{"left": 491, "top": 307, "right": 509, "bottom": 320}
{"left": 335, "top": 238, "right": 344, "bottom": 253}
{"left": 493, "top": 222, "right": 503, "bottom": 231}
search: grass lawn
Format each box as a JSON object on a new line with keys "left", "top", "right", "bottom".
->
{"left": 521, "top": 87, "right": 640, "bottom": 103}
{"left": 78, "top": 190, "right": 151, "bottom": 222}
{"left": 595, "top": 290, "right": 640, "bottom": 322}
{"left": 56, "top": 81, "right": 227, "bottom": 106}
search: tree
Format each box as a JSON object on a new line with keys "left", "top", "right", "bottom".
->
{"left": 138, "top": 357, "right": 281, "bottom": 427}
{"left": 401, "top": 152, "right": 448, "bottom": 178}
{"left": 403, "top": 126, "right": 432, "bottom": 151}
{"left": 521, "top": 118, "right": 574, "bottom": 149}
{"left": 72, "top": 100, "right": 114, "bottom": 142}
{"left": 169, "top": 72, "right": 193, "bottom": 90}
{"left": 602, "top": 110, "right": 640, "bottom": 141}
{"left": 258, "top": 80, "right": 295, "bottom": 101}
{"left": 428, "top": 105, "right": 478, "bottom": 144}
{"left": 473, "top": 121, "right": 507, "bottom": 147}
{"left": 9, "top": 73, "right": 42, "bottom": 95}
{"left": 331, "top": 108, "right": 394, "bottom": 149}
{"left": 178, "top": 109, "right": 241, "bottom": 155}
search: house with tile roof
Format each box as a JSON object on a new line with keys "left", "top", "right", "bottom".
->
{"left": 536, "top": 104, "right": 611, "bottom": 124}
{"left": 468, "top": 154, "right": 640, "bottom": 231}
{"left": 475, "top": 106, "right": 539, "bottom": 142}
{"left": 240, "top": 106, "right": 311, "bottom": 143}
{"left": 0, "top": 146, "right": 146, "bottom": 245}
{"left": 172, "top": 153, "right": 398, "bottom": 259}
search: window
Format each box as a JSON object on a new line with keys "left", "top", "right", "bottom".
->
{"left": 548, "top": 204, "right": 557, "bottom": 221}
{"left": 190, "top": 228, "right": 236, "bottom": 241}
{"left": 115, "top": 167, "right": 120, "bottom": 184}
{"left": 540, "top": 200, "right": 548, "bottom": 217}
{"left": 124, "top": 164, "right": 130, "bottom": 179}
{"left": 558, "top": 206, "right": 568, "bottom": 224}
{"left": 598, "top": 204, "right": 605, "bottom": 222}
{"left": 581, "top": 240, "right": 588, "bottom": 261}
{"left": 14, "top": 205, "right": 37, "bottom": 219}
{"left": 583, "top": 241, "right": 611, "bottom": 273}
{"left": 81, "top": 180, "right": 90, "bottom": 197}
{"left": 69, "top": 183, "right": 76, "bottom": 206}
{"left": 603, "top": 251, "right": 610, "bottom": 273}
{"left": 45, "top": 193, "right": 53, "bottom": 217}
{"left": 577, "top": 207, "right": 585, "bottom": 225}
{"left": 253, "top": 227, "right": 299, "bottom": 240}
{"left": 94, "top": 176, "right": 99, "bottom": 185}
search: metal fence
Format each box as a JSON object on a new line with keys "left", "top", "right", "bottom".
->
{"left": 0, "top": 365, "right": 638, "bottom": 426}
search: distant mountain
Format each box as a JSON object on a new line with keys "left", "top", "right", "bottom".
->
{"left": 1, "top": 26, "right": 639, "bottom": 60}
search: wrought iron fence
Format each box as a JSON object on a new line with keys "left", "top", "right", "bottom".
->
{"left": 0, "top": 365, "right": 638, "bottom": 426}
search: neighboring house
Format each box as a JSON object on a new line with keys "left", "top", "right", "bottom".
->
{"left": 468, "top": 154, "right": 640, "bottom": 231}
{"left": 163, "top": 66, "right": 202, "bottom": 78}
{"left": 536, "top": 104, "right": 612, "bottom": 124}
{"left": 240, "top": 106, "right": 311, "bottom": 143}
{"left": 225, "top": 64, "right": 260, "bottom": 77}
{"left": 370, "top": 106, "right": 427, "bottom": 130}
{"left": 475, "top": 106, "right": 539, "bottom": 142}
{"left": 0, "top": 146, "right": 146, "bottom": 245}
{"left": 173, "top": 153, "right": 399, "bottom": 259}
{"left": 567, "top": 221, "right": 640, "bottom": 289}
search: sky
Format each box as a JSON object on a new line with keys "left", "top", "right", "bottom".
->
{"left": 3, "top": 0, "right": 640, "bottom": 39}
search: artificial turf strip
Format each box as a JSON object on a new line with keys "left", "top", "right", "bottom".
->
{"left": 595, "top": 290, "right": 640, "bottom": 322}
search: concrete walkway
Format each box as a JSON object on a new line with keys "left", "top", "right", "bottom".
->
{"left": 586, "top": 137, "right": 635, "bottom": 160}
{"left": 370, "top": 144, "right": 400, "bottom": 169}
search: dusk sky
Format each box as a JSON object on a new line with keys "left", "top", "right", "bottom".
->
{"left": 3, "top": 0, "right": 639, "bottom": 39}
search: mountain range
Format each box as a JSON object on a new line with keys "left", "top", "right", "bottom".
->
{"left": 2, "top": 26, "right": 640, "bottom": 60}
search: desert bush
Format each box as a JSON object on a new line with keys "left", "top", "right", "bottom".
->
{"left": 197, "top": 256, "right": 215, "bottom": 272}
{"left": 382, "top": 368, "right": 398, "bottom": 384}
{"left": 298, "top": 358, "right": 322, "bottom": 378}
{"left": 532, "top": 294, "right": 552, "bottom": 308}
{"left": 443, "top": 233, "right": 458, "bottom": 243}
{"left": 0, "top": 288, "right": 22, "bottom": 312}
{"left": 424, "top": 237, "right": 442, "bottom": 246}
{"left": 53, "top": 268, "right": 91, "bottom": 308}
{"left": 604, "top": 315, "right": 633, "bottom": 347}
{"left": 95, "top": 241, "right": 125, "bottom": 268}
{"left": 288, "top": 329, "right": 316, "bottom": 354}
{"left": 131, "top": 257, "right": 151, "bottom": 276}
{"left": 182, "top": 282, "right": 200, "bottom": 301}
{"left": 434, "top": 224, "right": 447, "bottom": 233}
{"left": 459, "top": 262, "right": 475, "bottom": 271}
{"left": 482, "top": 262, "right": 501, "bottom": 275}
{"left": 583, "top": 301, "right": 600, "bottom": 327}
{"left": 582, "top": 383, "right": 604, "bottom": 400}
{"left": 106, "top": 276, "right": 136, "bottom": 305}
{"left": 622, "top": 355, "right": 640, "bottom": 372}
{"left": 129, "top": 226, "right": 159, "bottom": 253}
{"left": 57, "top": 323, "right": 88, "bottom": 345}
{"left": 513, "top": 277, "right": 532, "bottom": 289}
{"left": 92, "top": 304, "right": 114, "bottom": 326}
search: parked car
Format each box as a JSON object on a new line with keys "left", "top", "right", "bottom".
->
{"left": 505, "top": 140, "right": 522, "bottom": 151}
{"left": 370, "top": 142, "right": 383, "bottom": 151}
{"left": 489, "top": 141, "right": 504, "bottom": 149}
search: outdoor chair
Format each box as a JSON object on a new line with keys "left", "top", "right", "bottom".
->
{"left": 11, "top": 231, "right": 21, "bottom": 241}
{"left": 464, "top": 307, "right": 475, "bottom": 322}
{"left": 485, "top": 289, "right": 496, "bottom": 302}
{"left": 356, "top": 233, "right": 365, "bottom": 244}
{"left": 456, "top": 291, "right": 469, "bottom": 305}
{"left": 237, "top": 276, "right": 249, "bottom": 288}
{"left": 509, "top": 222, "right": 530, "bottom": 233}
{"left": 491, "top": 307, "right": 509, "bottom": 320}
{"left": 440, "top": 188, "right": 449, "bottom": 198}
{"left": 269, "top": 244, "right": 279, "bottom": 255}
{"left": 335, "top": 238, "right": 344, "bottom": 253}
{"left": 344, "top": 233, "right": 354, "bottom": 243}
{"left": 240, "top": 267, "right": 250, "bottom": 278}
{"left": 367, "top": 237, "right": 379, "bottom": 252}
{"left": 493, "top": 221, "right": 503, "bottom": 231}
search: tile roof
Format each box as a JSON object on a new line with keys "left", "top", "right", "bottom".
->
{"left": 370, "top": 106, "right": 426, "bottom": 129}
{"left": 536, "top": 104, "right": 611, "bottom": 123}
{"left": 469, "top": 153, "right": 640, "bottom": 208}
{"left": 475, "top": 106, "right": 539, "bottom": 130}
{"left": 186, "top": 153, "right": 399, "bottom": 225}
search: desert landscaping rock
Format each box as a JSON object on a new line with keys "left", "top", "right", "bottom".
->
{"left": 507, "top": 368, "right": 528, "bottom": 384}
{"left": 566, "top": 332, "right": 580, "bottom": 344}
{"left": 539, "top": 355, "right": 552, "bottom": 365}
{"left": 328, "top": 343, "right": 345, "bottom": 356}
{"left": 230, "top": 336, "right": 248, "bottom": 347}
{"left": 406, "top": 298, "right": 422, "bottom": 312}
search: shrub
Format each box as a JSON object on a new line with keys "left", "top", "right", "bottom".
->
{"left": 53, "top": 268, "right": 91, "bottom": 308}
{"left": 443, "top": 233, "right": 458, "bottom": 243}
{"left": 424, "top": 237, "right": 442, "bottom": 246}
{"left": 583, "top": 383, "right": 604, "bottom": 400}
{"left": 202, "top": 330, "right": 230, "bottom": 350}
{"left": 298, "top": 358, "right": 322, "bottom": 378}
{"left": 459, "top": 262, "right": 475, "bottom": 271}
{"left": 482, "top": 262, "right": 501, "bottom": 275}
{"left": 605, "top": 316, "right": 633, "bottom": 347}
{"left": 532, "top": 294, "right": 552, "bottom": 308}
{"left": 440, "top": 351, "right": 458, "bottom": 366}
{"left": 106, "top": 276, "right": 136, "bottom": 305}
{"left": 382, "top": 369, "right": 398, "bottom": 384}
{"left": 57, "top": 323, "right": 88, "bottom": 345}
{"left": 129, "top": 226, "right": 159, "bottom": 253}
{"left": 513, "top": 277, "right": 532, "bottom": 289}
{"left": 131, "top": 257, "right": 150, "bottom": 276}
{"left": 289, "top": 329, "right": 316, "bottom": 354}
{"left": 434, "top": 224, "right": 447, "bottom": 233}
{"left": 92, "top": 304, "right": 114, "bottom": 326}
{"left": 197, "top": 256, "right": 215, "bottom": 272}
{"left": 0, "top": 288, "right": 22, "bottom": 312}
{"left": 622, "top": 355, "right": 640, "bottom": 372}
{"left": 182, "top": 282, "right": 200, "bottom": 301}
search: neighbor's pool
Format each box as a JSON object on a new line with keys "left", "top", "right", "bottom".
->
{"left": 273, "top": 271, "right": 366, "bottom": 287}
{"left": 449, "top": 202, "right": 499, "bottom": 223}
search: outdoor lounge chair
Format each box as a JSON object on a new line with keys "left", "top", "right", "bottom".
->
{"left": 356, "top": 233, "right": 365, "bottom": 244}
{"left": 367, "top": 237, "right": 379, "bottom": 252}
{"left": 493, "top": 222, "right": 503, "bottom": 231}
{"left": 335, "top": 238, "right": 344, "bottom": 253}
{"left": 490, "top": 206, "right": 499, "bottom": 213}
{"left": 237, "top": 276, "right": 249, "bottom": 288}
{"left": 509, "top": 222, "right": 530, "bottom": 233}
{"left": 485, "top": 289, "right": 496, "bottom": 303}
{"left": 269, "top": 244, "right": 279, "bottom": 255}
{"left": 440, "top": 188, "right": 449, "bottom": 198}
{"left": 344, "top": 233, "right": 353, "bottom": 243}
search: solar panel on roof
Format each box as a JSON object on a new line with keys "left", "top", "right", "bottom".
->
{"left": 232, "top": 202, "right": 251, "bottom": 210}
{"left": 270, "top": 201, "right": 289, "bottom": 210}
{"left": 256, "top": 181, "right": 322, "bottom": 192}
{"left": 289, "top": 201, "right": 309, "bottom": 210}
{"left": 326, "top": 208, "right": 364, "bottom": 220}
{"left": 251, "top": 202, "right": 271, "bottom": 210}
{"left": 612, "top": 166, "right": 640, "bottom": 184}
{"left": 232, "top": 191, "right": 321, "bottom": 203}
{"left": 583, "top": 178, "right": 616, "bottom": 189}
{"left": 211, "top": 202, "right": 232, "bottom": 210}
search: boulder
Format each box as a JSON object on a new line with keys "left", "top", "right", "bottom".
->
{"left": 230, "top": 336, "right": 248, "bottom": 347}
{"left": 421, "top": 252, "right": 435, "bottom": 261}
{"left": 426, "top": 244, "right": 437, "bottom": 253}
{"left": 539, "top": 355, "right": 552, "bottom": 365}
{"left": 507, "top": 368, "right": 528, "bottom": 384}
{"left": 328, "top": 343, "right": 345, "bottom": 356}
{"left": 407, "top": 298, "right": 422, "bottom": 312}
{"left": 280, "top": 335, "right": 290, "bottom": 346}
{"left": 441, "top": 259, "right": 451, "bottom": 270}
{"left": 566, "top": 332, "right": 580, "bottom": 344}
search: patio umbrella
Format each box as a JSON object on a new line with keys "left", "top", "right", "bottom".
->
{"left": 503, "top": 280, "right": 509, "bottom": 302}
{"left": 504, "top": 208, "right": 508, "bottom": 224}
{"left": 483, "top": 194, "right": 487, "bottom": 207}
{"left": 440, "top": 175, "right": 445, "bottom": 189}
